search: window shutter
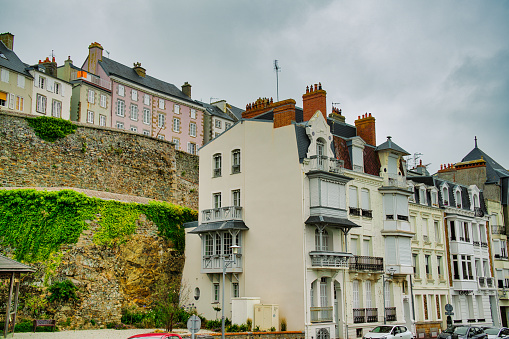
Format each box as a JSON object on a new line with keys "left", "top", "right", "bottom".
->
{"left": 61, "top": 84, "right": 65, "bottom": 97}
{"left": 8, "top": 93, "right": 15, "bottom": 109}
{"left": 47, "top": 78, "right": 54, "bottom": 92}
{"left": 34, "top": 73, "right": 39, "bottom": 87}
{"left": 349, "top": 187, "right": 358, "bottom": 208}
{"left": 353, "top": 280, "right": 359, "bottom": 308}
{"left": 365, "top": 280, "right": 372, "bottom": 308}
{"left": 361, "top": 189, "right": 370, "bottom": 209}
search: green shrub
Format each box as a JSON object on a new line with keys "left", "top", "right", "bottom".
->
{"left": 47, "top": 280, "right": 78, "bottom": 302}
{"left": 26, "top": 116, "right": 77, "bottom": 142}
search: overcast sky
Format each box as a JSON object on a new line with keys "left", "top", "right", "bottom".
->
{"left": 4, "top": 0, "right": 508, "bottom": 173}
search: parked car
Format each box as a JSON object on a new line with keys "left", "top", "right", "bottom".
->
{"left": 483, "top": 327, "right": 509, "bottom": 339}
{"left": 363, "top": 325, "right": 414, "bottom": 339}
{"left": 128, "top": 333, "right": 183, "bottom": 339}
{"left": 438, "top": 325, "right": 487, "bottom": 339}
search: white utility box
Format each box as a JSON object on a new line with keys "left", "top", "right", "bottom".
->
{"left": 231, "top": 297, "right": 260, "bottom": 325}
{"left": 254, "top": 304, "right": 279, "bottom": 331}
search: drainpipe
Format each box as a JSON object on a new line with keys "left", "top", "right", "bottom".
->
{"left": 410, "top": 275, "right": 416, "bottom": 322}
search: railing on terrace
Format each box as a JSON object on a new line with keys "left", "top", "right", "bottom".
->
{"left": 308, "top": 156, "right": 344, "bottom": 174}
{"left": 353, "top": 308, "right": 378, "bottom": 323}
{"left": 202, "top": 253, "right": 242, "bottom": 271}
{"left": 492, "top": 225, "right": 506, "bottom": 235}
{"left": 386, "top": 173, "right": 408, "bottom": 188}
{"left": 201, "top": 206, "right": 243, "bottom": 223}
{"left": 310, "top": 306, "right": 333, "bottom": 323}
{"left": 70, "top": 70, "right": 112, "bottom": 90}
{"left": 385, "top": 307, "right": 397, "bottom": 322}
{"left": 310, "top": 251, "right": 350, "bottom": 268}
{"left": 349, "top": 255, "right": 383, "bottom": 272}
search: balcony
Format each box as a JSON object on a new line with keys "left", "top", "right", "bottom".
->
{"left": 492, "top": 225, "right": 506, "bottom": 235}
{"left": 310, "top": 251, "right": 351, "bottom": 268}
{"left": 385, "top": 307, "right": 397, "bottom": 322}
{"left": 310, "top": 306, "right": 333, "bottom": 323}
{"left": 353, "top": 308, "right": 378, "bottom": 323}
{"left": 70, "top": 70, "right": 112, "bottom": 90}
{"left": 307, "top": 155, "right": 344, "bottom": 174}
{"left": 386, "top": 173, "right": 408, "bottom": 189}
{"left": 202, "top": 253, "right": 242, "bottom": 273}
{"left": 349, "top": 255, "right": 384, "bottom": 272}
{"left": 201, "top": 206, "right": 242, "bottom": 223}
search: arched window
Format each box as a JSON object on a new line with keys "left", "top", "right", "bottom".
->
{"left": 316, "top": 138, "right": 326, "bottom": 169}
{"left": 455, "top": 188, "right": 462, "bottom": 208}
{"left": 442, "top": 186, "right": 449, "bottom": 206}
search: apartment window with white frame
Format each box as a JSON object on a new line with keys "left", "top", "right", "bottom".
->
{"left": 36, "top": 94, "right": 47, "bottom": 114}
{"left": 54, "top": 82, "right": 61, "bottom": 95}
{"left": 431, "top": 190, "right": 438, "bottom": 206}
{"left": 51, "top": 100, "right": 62, "bottom": 118}
{"left": 130, "top": 104, "right": 139, "bottom": 121}
{"left": 130, "top": 125, "right": 138, "bottom": 132}
{"left": 39, "top": 75, "right": 45, "bottom": 89}
{"left": 188, "top": 142, "right": 196, "bottom": 155}
{"left": 158, "top": 98, "right": 164, "bottom": 109}
{"left": 455, "top": 188, "right": 462, "bottom": 208}
{"left": 172, "top": 138, "right": 180, "bottom": 150}
{"left": 419, "top": 187, "right": 426, "bottom": 205}
{"left": 117, "top": 99, "right": 125, "bottom": 117}
{"left": 189, "top": 122, "right": 196, "bottom": 137}
{"left": 16, "top": 96, "right": 24, "bottom": 111}
{"left": 365, "top": 280, "right": 372, "bottom": 308}
{"left": 157, "top": 135, "right": 164, "bottom": 140}
{"left": 1, "top": 68, "right": 9, "bottom": 83}
{"left": 172, "top": 117, "right": 180, "bottom": 132}
{"left": 204, "top": 234, "right": 213, "bottom": 256}
{"left": 100, "top": 94, "right": 107, "bottom": 108}
{"left": 118, "top": 84, "right": 125, "bottom": 96}
{"left": 422, "top": 218, "right": 429, "bottom": 241}
{"left": 131, "top": 89, "right": 138, "bottom": 101}
{"left": 143, "top": 108, "right": 150, "bottom": 124}
{"left": 88, "top": 89, "right": 95, "bottom": 103}
{"left": 232, "top": 149, "right": 241, "bottom": 174}
{"left": 315, "top": 229, "right": 329, "bottom": 251}
{"left": 87, "top": 110, "right": 94, "bottom": 123}
{"left": 174, "top": 104, "right": 180, "bottom": 114}
{"left": 116, "top": 121, "right": 124, "bottom": 129}
{"left": 99, "top": 115, "right": 106, "bottom": 127}
{"left": 213, "top": 283, "right": 219, "bottom": 302}
{"left": 232, "top": 282, "right": 239, "bottom": 298}
{"left": 7, "top": 93, "right": 14, "bottom": 109}
{"left": 442, "top": 186, "right": 449, "bottom": 206}
{"left": 17, "top": 74, "right": 25, "bottom": 88}
{"left": 143, "top": 94, "right": 150, "bottom": 105}
{"left": 232, "top": 189, "right": 240, "bottom": 207}
{"left": 213, "top": 193, "right": 221, "bottom": 209}
{"left": 437, "top": 256, "right": 443, "bottom": 279}
{"left": 434, "top": 221, "right": 440, "bottom": 243}
{"left": 143, "top": 130, "right": 150, "bottom": 136}
{"left": 215, "top": 119, "right": 221, "bottom": 128}
{"left": 158, "top": 114, "right": 165, "bottom": 128}
{"left": 225, "top": 122, "right": 232, "bottom": 130}
{"left": 352, "top": 280, "right": 360, "bottom": 309}
{"left": 190, "top": 108, "right": 196, "bottom": 119}
{"left": 213, "top": 154, "right": 222, "bottom": 177}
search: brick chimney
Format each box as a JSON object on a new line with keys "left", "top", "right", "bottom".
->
{"left": 0, "top": 32, "right": 14, "bottom": 50}
{"left": 39, "top": 57, "right": 58, "bottom": 78}
{"left": 243, "top": 97, "right": 296, "bottom": 128}
{"left": 87, "top": 42, "right": 103, "bottom": 75}
{"left": 182, "top": 82, "right": 191, "bottom": 98}
{"left": 354, "top": 113, "right": 376, "bottom": 146}
{"left": 133, "top": 62, "right": 146, "bottom": 77}
{"left": 302, "top": 83, "right": 327, "bottom": 121}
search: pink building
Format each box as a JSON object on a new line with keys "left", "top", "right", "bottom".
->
{"left": 82, "top": 42, "right": 204, "bottom": 154}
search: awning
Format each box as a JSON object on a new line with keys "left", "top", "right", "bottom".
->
{"left": 188, "top": 220, "right": 249, "bottom": 234}
{"left": 0, "top": 92, "right": 7, "bottom": 101}
{"left": 305, "top": 215, "right": 361, "bottom": 229}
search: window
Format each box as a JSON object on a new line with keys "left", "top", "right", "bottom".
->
{"left": 1, "top": 69, "right": 9, "bottom": 83}
{"left": 425, "top": 255, "right": 431, "bottom": 278}
{"left": 15, "top": 96, "right": 23, "bottom": 111}
{"left": 363, "top": 238, "right": 371, "bottom": 256}
{"left": 223, "top": 233, "right": 232, "bottom": 255}
{"left": 172, "top": 117, "right": 180, "bottom": 132}
{"left": 365, "top": 280, "right": 372, "bottom": 308}
{"left": 225, "top": 122, "right": 232, "bottom": 130}
{"left": 361, "top": 189, "right": 371, "bottom": 215}
{"left": 39, "top": 75, "right": 45, "bottom": 89}
{"left": 158, "top": 98, "right": 164, "bottom": 109}
{"left": 452, "top": 255, "right": 459, "bottom": 279}
{"left": 422, "top": 218, "right": 428, "bottom": 240}
{"left": 157, "top": 135, "right": 164, "bottom": 140}
{"left": 215, "top": 119, "right": 221, "bottom": 128}
{"left": 413, "top": 253, "right": 419, "bottom": 277}
{"left": 116, "top": 121, "right": 124, "bottom": 129}
{"left": 188, "top": 142, "right": 196, "bottom": 154}
{"left": 455, "top": 187, "right": 462, "bottom": 208}
{"left": 315, "top": 229, "right": 329, "bottom": 251}
{"left": 118, "top": 84, "right": 125, "bottom": 96}
{"left": 0, "top": 91, "right": 7, "bottom": 107}
{"left": 143, "top": 108, "right": 151, "bottom": 124}
{"left": 130, "top": 126, "right": 138, "bottom": 132}
{"left": 130, "top": 104, "right": 138, "bottom": 121}
{"left": 189, "top": 122, "right": 196, "bottom": 137}
{"left": 190, "top": 108, "right": 196, "bottom": 119}
{"left": 117, "top": 99, "right": 125, "bottom": 117}
{"left": 213, "top": 283, "right": 220, "bottom": 302}
{"left": 131, "top": 89, "right": 138, "bottom": 101}
{"left": 213, "top": 154, "right": 222, "bottom": 177}
{"left": 442, "top": 185, "right": 449, "bottom": 206}
{"left": 158, "top": 114, "right": 165, "bottom": 128}
{"left": 349, "top": 186, "right": 358, "bottom": 208}
{"left": 232, "top": 190, "right": 241, "bottom": 207}
{"left": 54, "top": 82, "right": 61, "bottom": 95}
{"left": 353, "top": 280, "right": 360, "bottom": 309}
{"left": 143, "top": 130, "right": 150, "bottom": 136}
{"left": 450, "top": 220, "right": 456, "bottom": 241}
{"left": 8, "top": 93, "right": 14, "bottom": 109}
{"left": 100, "top": 94, "right": 107, "bottom": 108}
{"left": 437, "top": 256, "right": 443, "bottom": 279}
{"left": 143, "top": 94, "right": 150, "bottom": 105}
{"left": 213, "top": 193, "right": 221, "bottom": 209}
{"left": 205, "top": 234, "right": 213, "bottom": 256}
{"left": 174, "top": 104, "right": 180, "bottom": 114}
{"left": 87, "top": 110, "right": 94, "bottom": 123}
{"left": 99, "top": 115, "right": 106, "bottom": 127}
{"left": 232, "top": 149, "right": 241, "bottom": 174}
{"left": 88, "top": 89, "right": 95, "bottom": 103}
{"left": 36, "top": 94, "right": 47, "bottom": 113}
{"left": 17, "top": 75, "right": 25, "bottom": 88}
{"left": 172, "top": 138, "right": 180, "bottom": 150}
{"left": 419, "top": 186, "right": 427, "bottom": 205}
{"left": 431, "top": 190, "right": 438, "bottom": 206}
{"left": 232, "top": 282, "right": 239, "bottom": 298}
{"left": 434, "top": 221, "right": 441, "bottom": 243}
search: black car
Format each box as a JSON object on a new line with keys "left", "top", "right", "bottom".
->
{"left": 438, "top": 325, "right": 487, "bottom": 339}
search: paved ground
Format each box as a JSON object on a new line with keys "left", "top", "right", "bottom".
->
{"left": 13, "top": 328, "right": 214, "bottom": 339}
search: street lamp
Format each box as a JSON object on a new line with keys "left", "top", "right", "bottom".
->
{"left": 222, "top": 244, "right": 240, "bottom": 339}
{"left": 383, "top": 268, "right": 396, "bottom": 324}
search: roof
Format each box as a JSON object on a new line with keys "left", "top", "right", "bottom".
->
{"left": 188, "top": 220, "right": 249, "bottom": 234}
{"left": 98, "top": 57, "right": 194, "bottom": 104}
{"left": 0, "top": 254, "right": 35, "bottom": 273}
{"left": 198, "top": 101, "right": 236, "bottom": 121}
{"left": 462, "top": 146, "right": 509, "bottom": 183}
{"left": 328, "top": 119, "right": 357, "bottom": 139}
{"left": 376, "top": 137, "right": 410, "bottom": 155}
{"left": 0, "top": 41, "right": 32, "bottom": 78}
{"left": 305, "top": 215, "right": 361, "bottom": 230}
{"left": 229, "top": 105, "right": 244, "bottom": 120}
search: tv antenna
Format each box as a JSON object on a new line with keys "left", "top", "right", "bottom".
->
{"left": 274, "top": 60, "right": 281, "bottom": 101}
{"left": 106, "top": 50, "right": 110, "bottom": 58}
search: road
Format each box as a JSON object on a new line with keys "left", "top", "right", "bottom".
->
{"left": 13, "top": 328, "right": 214, "bottom": 339}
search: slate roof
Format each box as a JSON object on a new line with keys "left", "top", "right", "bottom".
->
{"left": 229, "top": 105, "right": 244, "bottom": 120}
{"left": 98, "top": 57, "right": 194, "bottom": 104}
{"left": 0, "top": 41, "right": 32, "bottom": 78}
{"left": 198, "top": 101, "right": 235, "bottom": 121}
{"left": 188, "top": 220, "right": 249, "bottom": 234}
{"left": 0, "top": 254, "right": 35, "bottom": 273}
{"left": 376, "top": 137, "right": 410, "bottom": 155}
{"left": 462, "top": 146, "right": 509, "bottom": 184}
{"left": 295, "top": 125, "right": 310, "bottom": 163}
{"left": 328, "top": 120, "right": 357, "bottom": 139}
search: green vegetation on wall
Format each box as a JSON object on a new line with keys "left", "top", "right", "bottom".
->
{"left": 0, "top": 189, "right": 197, "bottom": 262}
{"left": 26, "top": 116, "right": 77, "bottom": 142}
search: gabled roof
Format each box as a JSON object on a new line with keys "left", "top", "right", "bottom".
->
{"left": 0, "top": 41, "right": 32, "bottom": 78}
{"left": 0, "top": 254, "right": 35, "bottom": 273}
{"left": 229, "top": 105, "right": 244, "bottom": 120}
{"left": 98, "top": 57, "right": 194, "bottom": 104}
{"left": 198, "top": 101, "right": 236, "bottom": 121}
{"left": 376, "top": 137, "right": 410, "bottom": 155}
{"left": 462, "top": 146, "right": 509, "bottom": 183}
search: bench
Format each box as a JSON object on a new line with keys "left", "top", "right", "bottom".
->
{"left": 33, "top": 319, "right": 56, "bottom": 332}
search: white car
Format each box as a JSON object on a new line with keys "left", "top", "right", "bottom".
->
{"left": 363, "top": 325, "right": 414, "bottom": 339}
{"left": 483, "top": 327, "right": 509, "bottom": 339}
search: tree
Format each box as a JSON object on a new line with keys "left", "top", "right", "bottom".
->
{"left": 152, "top": 275, "right": 190, "bottom": 332}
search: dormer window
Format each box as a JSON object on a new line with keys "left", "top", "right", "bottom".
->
{"left": 408, "top": 182, "right": 415, "bottom": 202}
{"left": 468, "top": 185, "right": 481, "bottom": 211}
{"left": 441, "top": 184, "right": 449, "bottom": 206}
{"left": 430, "top": 189, "right": 438, "bottom": 207}
{"left": 418, "top": 185, "right": 427, "bottom": 205}
{"left": 316, "top": 138, "right": 325, "bottom": 170}
{"left": 454, "top": 187, "right": 462, "bottom": 209}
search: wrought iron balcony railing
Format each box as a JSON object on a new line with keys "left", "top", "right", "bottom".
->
{"left": 385, "top": 307, "right": 397, "bottom": 322}
{"left": 353, "top": 308, "right": 378, "bottom": 323}
{"left": 309, "top": 251, "right": 350, "bottom": 268}
{"left": 349, "top": 255, "right": 383, "bottom": 272}
{"left": 201, "top": 206, "right": 242, "bottom": 223}
{"left": 307, "top": 155, "right": 344, "bottom": 174}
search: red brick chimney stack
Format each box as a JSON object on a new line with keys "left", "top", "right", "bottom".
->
{"left": 302, "top": 83, "right": 327, "bottom": 121}
{"left": 354, "top": 113, "right": 376, "bottom": 146}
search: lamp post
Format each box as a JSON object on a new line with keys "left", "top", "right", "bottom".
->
{"left": 222, "top": 245, "right": 240, "bottom": 339}
{"left": 383, "top": 268, "right": 396, "bottom": 324}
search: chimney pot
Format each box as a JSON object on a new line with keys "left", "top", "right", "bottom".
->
{"left": 369, "top": 113, "right": 372, "bottom": 117}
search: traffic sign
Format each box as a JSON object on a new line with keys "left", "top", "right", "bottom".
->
{"left": 187, "top": 315, "right": 201, "bottom": 334}
{"left": 445, "top": 304, "right": 453, "bottom": 312}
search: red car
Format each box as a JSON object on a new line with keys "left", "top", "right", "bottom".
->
{"left": 128, "top": 334, "right": 183, "bottom": 339}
